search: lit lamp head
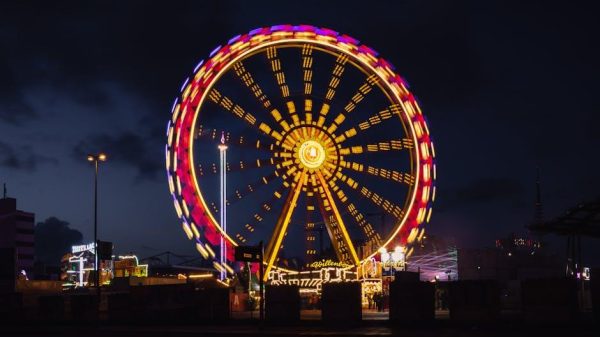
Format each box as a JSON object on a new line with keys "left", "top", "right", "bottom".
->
{"left": 218, "top": 131, "right": 228, "bottom": 151}
{"left": 391, "top": 246, "right": 405, "bottom": 262}
{"left": 379, "top": 247, "right": 391, "bottom": 262}
{"left": 87, "top": 153, "right": 108, "bottom": 162}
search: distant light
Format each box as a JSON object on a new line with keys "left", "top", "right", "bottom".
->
{"left": 87, "top": 155, "right": 94, "bottom": 162}
{"left": 188, "top": 273, "right": 213, "bottom": 279}
{"left": 98, "top": 153, "right": 107, "bottom": 162}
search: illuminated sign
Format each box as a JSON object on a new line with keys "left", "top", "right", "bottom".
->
{"left": 268, "top": 267, "right": 358, "bottom": 293}
{"left": 234, "top": 245, "right": 262, "bottom": 262}
{"left": 309, "top": 259, "right": 351, "bottom": 269}
{"left": 72, "top": 243, "right": 95, "bottom": 254}
{"left": 64, "top": 243, "right": 112, "bottom": 288}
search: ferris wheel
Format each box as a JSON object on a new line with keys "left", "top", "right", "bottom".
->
{"left": 166, "top": 25, "right": 436, "bottom": 279}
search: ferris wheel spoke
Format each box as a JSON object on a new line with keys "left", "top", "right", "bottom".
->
{"left": 301, "top": 44, "right": 316, "bottom": 125}
{"left": 266, "top": 47, "right": 301, "bottom": 126}
{"left": 264, "top": 170, "right": 307, "bottom": 281}
{"left": 325, "top": 74, "right": 379, "bottom": 134}
{"left": 227, "top": 169, "right": 283, "bottom": 205}
{"left": 195, "top": 127, "right": 276, "bottom": 153}
{"left": 338, "top": 138, "right": 414, "bottom": 156}
{"left": 339, "top": 161, "right": 416, "bottom": 186}
{"left": 233, "top": 61, "right": 297, "bottom": 133}
{"left": 207, "top": 88, "right": 284, "bottom": 142}
{"left": 198, "top": 157, "right": 281, "bottom": 176}
{"left": 303, "top": 189, "right": 319, "bottom": 259}
{"left": 341, "top": 177, "right": 405, "bottom": 220}
{"left": 313, "top": 53, "right": 349, "bottom": 128}
{"left": 194, "top": 127, "right": 230, "bottom": 141}
{"left": 301, "top": 44, "right": 314, "bottom": 96}
{"left": 233, "top": 62, "right": 274, "bottom": 110}
{"left": 335, "top": 104, "right": 403, "bottom": 143}
{"left": 331, "top": 184, "right": 382, "bottom": 247}
{"left": 234, "top": 183, "right": 288, "bottom": 243}
{"left": 316, "top": 172, "right": 360, "bottom": 266}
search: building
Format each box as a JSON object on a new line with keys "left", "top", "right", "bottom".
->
{"left": 0, "top": 197, "right": 35, "bottom": 275}
{"left": 113, "top": 255, "right": 148, "bottom": 278}
{"left": 458, "top": 233, "right": 562, "bottom": 281}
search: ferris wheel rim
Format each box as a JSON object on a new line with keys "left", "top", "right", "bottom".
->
{"left": 166, "top": 24, "right": 436, "bottom": 270}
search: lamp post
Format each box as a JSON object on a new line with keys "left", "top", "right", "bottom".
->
{"left": 87, "top": 153, "right": 107, "bottom": 292}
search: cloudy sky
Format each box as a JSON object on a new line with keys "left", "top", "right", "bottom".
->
{"left": 1, "top": 1, "right": 599, "bottom": 262}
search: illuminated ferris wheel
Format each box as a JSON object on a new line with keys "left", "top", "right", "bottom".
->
{"left": 166, "top": 25, "right": 436, "bottom": 279}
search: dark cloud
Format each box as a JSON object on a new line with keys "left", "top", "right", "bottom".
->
{"left": 35, "top": 217, "right": 83, "bottom": 266}
{"left": 0, "top": 63, "right": 36, "bottom": 125}
{"left": 72, "top": 132, "right": 162, "bottom": 180}
{"left": 456, "top": 177, "right": 525, "bottom": 204}
{"left": 0, "top": 141, "right": 57, "bottom": 171}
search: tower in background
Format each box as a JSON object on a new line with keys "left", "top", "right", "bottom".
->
{"left": 533, "top": 167, "right": 544, "bottom": 226}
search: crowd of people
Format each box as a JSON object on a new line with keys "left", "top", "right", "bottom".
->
{"left": 367, "top": 292, "right": 386, "bottom": 311}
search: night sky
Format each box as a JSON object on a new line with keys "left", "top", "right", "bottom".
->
{"left": 1, "top": 1, "right": 599, "bottom": 263}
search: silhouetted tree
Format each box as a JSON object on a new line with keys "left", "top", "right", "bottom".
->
{"left": 34, "top": 217, "right": 83, "bottom": 266}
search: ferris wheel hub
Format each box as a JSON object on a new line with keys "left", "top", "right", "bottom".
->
{"left": 298, "top": 140, "right": 326, "bottom": 169}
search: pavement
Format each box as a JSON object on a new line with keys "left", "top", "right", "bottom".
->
{"left": 1, "top": 310, "right": 598, "bottom": 337}
{"left": 233, "top": 309, "right": 395, "bottom": 320}
{"left": 3, "top": 323, "right": 600, "bottom": 337}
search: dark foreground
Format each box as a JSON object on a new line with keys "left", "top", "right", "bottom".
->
{"left": 2, "top": 319, "right": 599, "bottom": 337}
{"left": 0, "top": 324, "right": 600, "bottom": 337}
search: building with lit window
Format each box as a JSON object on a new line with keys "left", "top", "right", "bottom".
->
{"left": 114, "top": 255, "right": 148, "bottom": 278}
{"left": 0, "top": 197, "right": 35, "bottom": 275}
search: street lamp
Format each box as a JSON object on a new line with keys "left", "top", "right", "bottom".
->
{"left": 391, "top": 246, "right": 406, "bottom": 272}
{"left": 87, "top": 153, "right": 107, "bottom": 291}
{"left": 380, "top": 246, "right": 406, "bottom": 279}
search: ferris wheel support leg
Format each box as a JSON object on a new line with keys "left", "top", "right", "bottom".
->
{"left": 263, "top": 171, "right": 306, "bottom": 281}
{"left": 316, "top": 172, "right": 360, "bottom": 267}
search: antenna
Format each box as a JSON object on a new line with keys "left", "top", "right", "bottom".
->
{"left": 534, "top": 167, "right": 543, "bottom": 225}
